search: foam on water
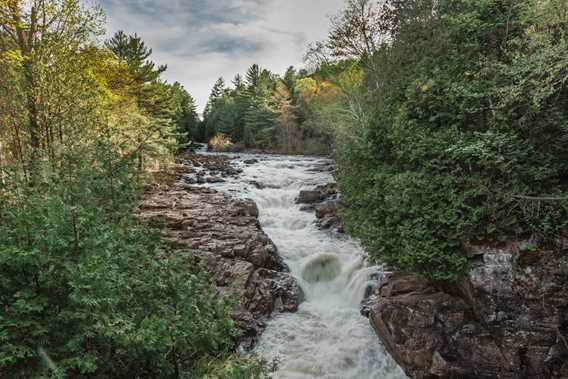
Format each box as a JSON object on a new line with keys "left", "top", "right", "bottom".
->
{"left": 201, "top": 151, "right": 407, "bottom": 379}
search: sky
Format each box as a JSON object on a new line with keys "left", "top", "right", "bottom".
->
{"left": 98, "top": 0, "right": 345, "bottom": 114}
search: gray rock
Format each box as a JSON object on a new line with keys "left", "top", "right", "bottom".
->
{"left": 296, "top": 190, "right": 322, "bottom": 204}
{"left": 365, "top": 244, "right": 568, "bottom": 379}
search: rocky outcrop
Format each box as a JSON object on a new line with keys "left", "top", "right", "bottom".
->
{"left": 366, "top": 242, "right": 568, "bottom": 379}
{"left": 140, "top": 154, "right": 302, "bottom": 349}
{"left": 178, "top": 153, "right": 242, "bottom": 185}
{"left": 297, "top": 183, "right": 345, "bottom": 232}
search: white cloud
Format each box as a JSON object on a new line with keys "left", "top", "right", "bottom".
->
{"left": 98, "top": 0, "right": 345, "bottom": 113}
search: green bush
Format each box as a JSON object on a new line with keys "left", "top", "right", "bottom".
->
{"left": 335, "top": 0, "right": 568, "bottom": 280}
{"left": 0, "top": 143, "right": 267, "bottom": 378}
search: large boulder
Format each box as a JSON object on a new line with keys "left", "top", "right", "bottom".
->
{"left": 366, "top": 243, "right": 568, "bottom": 379}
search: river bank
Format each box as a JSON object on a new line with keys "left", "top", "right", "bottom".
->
{"left": 140, "top": 152, "right": 303, "bottom": 349}
{"left": 144, "top": 149, "right": 406, "bottom": 378}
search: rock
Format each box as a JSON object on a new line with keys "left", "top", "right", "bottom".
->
{"left": 235, "top": 199, "right": 259, "bottom": 218}
{"left": 299, "top": 204, "right": 315, "bottom": 212}
{"left": 307, "top": 162, "right": 334, "bottom": 173}
{"left": 205, "top": 176, "right": 225, "bottom": 183}
{"left": 244, "top": 159, "right": 259, "bottom": 165}
{"left": 314, "top": 183, "right": 338, "bottom": 197}
{"left": 314, "top": 200, "right": 341, "bottom": 218}
{"left": 296, "top": 190, "right": 322, "bottom": 204}
{"left": 296, "top": 182, "right": 344, "bottom": 233}
{"left": 245, "top": 268, "right": 304, "bottom": 316}
{"left": 366, "top": 244, "right": 568, "bottom": 379}
{"left": 248, "top": 180, "right": 265, "bottom": 189}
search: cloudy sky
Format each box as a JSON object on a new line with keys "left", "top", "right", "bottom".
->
{"left": 98, "top": 0, "right": 344, "bottom": 113}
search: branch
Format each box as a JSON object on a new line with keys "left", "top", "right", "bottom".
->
{"left": 512, "top": 195, "right": 568, "bottom": 201}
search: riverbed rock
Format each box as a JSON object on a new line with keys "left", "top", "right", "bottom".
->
{"left": 140, "top": 153, "right": 302, "bottom": 347}
{"left": 297, "top": 182, "right": 344, "bottom": 232}
{"left": 296, "top": 190, "right": 322, "bottom": 204}
{"left": 366, "top": 243, "right": 568, "bottom": 379}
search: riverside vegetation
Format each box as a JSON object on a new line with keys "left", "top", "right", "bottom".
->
{"left": 0, "top": 1, "right": 269, "bottom": 377}
{"left": 2, "top": 0, "right": 568, "bottom": 377}
{"left": 306, "top": 0, "right": 568, "bottom": 280}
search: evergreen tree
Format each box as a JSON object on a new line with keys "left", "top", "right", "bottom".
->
{"left": 106, "top": 31, "right": 167, "bottom": 86}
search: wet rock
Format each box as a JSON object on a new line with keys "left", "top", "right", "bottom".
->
{"left": 314, "top": 200, "right": 342, "bottom": 218}
{"left": 296, "top": 181, "right": 344, "bottom": 233}
{"left": 296, "top": 190, "right": 322, "bottom": 204}
{"left": 245, "top": 268, "right": 304, "bottom": 316}
{"left": 244, "top": 159, "right": 259, "bottom": 165}
{"left": 307, "top": 162, "right": 334, "bottom": 173}
{"left": 248, "top": 180, "right": 265, "bottom": 189}
{"left": 299, "top": 204, "right": 315, "bottom": 212}
{"left": 314, "top": 183, "right": 338, "bottom": 197}
{"left": 366, "top": 244, "right": 568, "bottom": 379}
{"left": 205, "top": 176, "right": 225, "bottom": 183}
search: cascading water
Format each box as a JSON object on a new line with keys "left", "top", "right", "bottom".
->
{"left": 201, "top": 151, "right": 407, "bottom": 379}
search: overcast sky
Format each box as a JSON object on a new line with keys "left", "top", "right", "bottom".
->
{"left": 98, "top": 0, "right": 344, "bottom": 114}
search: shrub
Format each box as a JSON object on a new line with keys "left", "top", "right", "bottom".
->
{"left": 334, "top": 0, "right": 568, "bottom": 280}
{"left": 0, "top": 143, "right": 265, "bottom": 378}
{"left": 208, "top": 133, "right": 235, "bottom": 152}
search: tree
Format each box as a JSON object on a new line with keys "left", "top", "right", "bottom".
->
{"left": 245, "top": 64, "right": 261, "bottom": 89}
{"left": 210, "top": 76, "right": 226, "bottom": 98}
{"left": 0, "top": 2, "right": 268, "bottom": 377}
{"left": 272, "top": 81, "right": 301, "bottom": 153}
{"left": 305, "top": 0, "right": 390, "bottom": 67}
{"left": 105, "top": 31, "right": 167, "bottom": 86}
{"left": 330, "top": 0, "right": 568, "bottom": 280}
{"left": 327, "top": 0, "right": 387, "bottom": 59}
{"left": 0, "top": 0, "right": 104, "bottom": 162}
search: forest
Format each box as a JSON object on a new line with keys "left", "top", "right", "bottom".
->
{"left": 2, "top": 0, "right": 568, "bottom": 377}
{"left": 0, "top": 0, "right": 267, "bottom": 377}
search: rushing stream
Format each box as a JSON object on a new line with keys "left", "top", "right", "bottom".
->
{"left": 201, "top": 151, "right": 407, "bottom": 379}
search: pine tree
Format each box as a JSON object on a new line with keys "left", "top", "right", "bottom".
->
{"left": 106, "top": 31, "right": 167, "bottom": 85}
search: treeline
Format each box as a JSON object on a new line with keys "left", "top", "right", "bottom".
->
{"left": 201, "top": 62, "right": 352, "bottom": 154}
{"left": 310, "top": 0, "right": 568, "bottom": 279}
{"left": 0, "top": 1, "right": 266, "bottom": 378}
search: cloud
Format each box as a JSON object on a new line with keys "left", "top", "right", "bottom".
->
{"left": 97, "top": 0, "right": 345, "bottom": 113}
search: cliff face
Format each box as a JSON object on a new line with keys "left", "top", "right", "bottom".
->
{"left": 366, "top": 243, "right": 568, "bottom": 379}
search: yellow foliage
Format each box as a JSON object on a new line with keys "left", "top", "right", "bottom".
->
{"left": 208, "top": 133, "right": 234, "bottom": 152}
{"left": 0, "top": 50, "right": 23, "bottom": 63}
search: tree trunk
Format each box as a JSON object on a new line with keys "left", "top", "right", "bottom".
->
{"left": 11, "top": 2, "right": 40, "bottom": 162}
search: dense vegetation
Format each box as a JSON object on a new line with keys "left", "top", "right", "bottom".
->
{"left": 201, "top": 63, "right": 349, "bottom": 154}
{"left": 0, "top": 1, "right": 267, "bottom": 377}
{"left": 311, "top": 0, "right": 568, "bottom": 280}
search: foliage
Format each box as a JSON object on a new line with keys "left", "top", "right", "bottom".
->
{"left": 0, "top": 145, "right": 248, "bottom": 378}
{"left": 208, "top": 133, "right": 235, "bottom": 152}
{"left": 326, "top": 0, "right": 568, "bottom": 280}
{"left": 202, "top": 64, "right": 334, "bottom": 154}
{"left": 0, "top": 1, "right": 264, "bottom": 377}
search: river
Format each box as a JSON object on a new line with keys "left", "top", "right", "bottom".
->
{"left": 201, "top": 151, "right": 407, "bottom": 379}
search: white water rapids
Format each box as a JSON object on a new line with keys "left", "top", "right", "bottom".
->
{"left": 201, "top": 152, "right": 407, "bottom": 379}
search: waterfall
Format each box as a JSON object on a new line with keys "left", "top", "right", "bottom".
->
{"left": 200, "top": 152, "right": 407, "bottom": 379}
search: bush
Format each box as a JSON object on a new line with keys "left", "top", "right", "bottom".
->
{"left": 208, "top": 133, "right": 235, "bottom": 152}
{"left": 335, "top": 0, "right": 568, "bottom": 280}
{"left": 0, "top": 143, "right": 266, "bottom": 378}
